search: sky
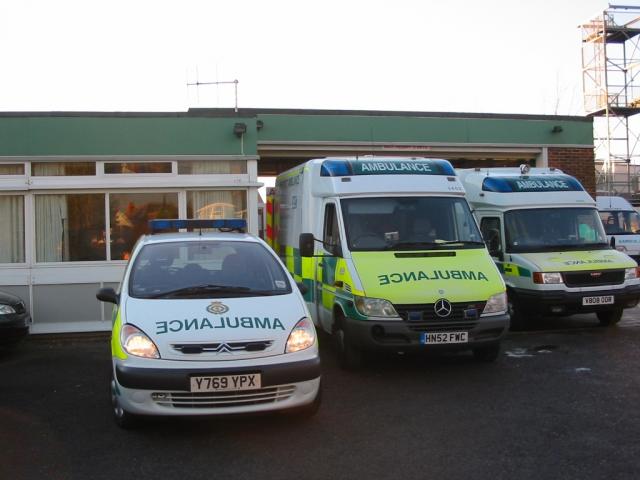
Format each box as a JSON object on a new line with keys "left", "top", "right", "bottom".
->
{"left": 0, "top": 0, "right": 626, "bottom": 115}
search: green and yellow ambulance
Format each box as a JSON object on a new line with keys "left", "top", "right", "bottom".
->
{"left": 459, "top": 166, "right": 640, "bottom": 329}
{"left": 273, "top": 157, "right": 509, "bottom": 368}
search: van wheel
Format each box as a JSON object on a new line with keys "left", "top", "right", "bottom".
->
{"left": 597, "top": 308, "right": 623, "bottom": 326}
{"left": 472, "top": 344, "right": 501, "bottom": 362}
{"left": 334, "top": 322, "right": 364, "bottom": 370}
{"left": 507, "top": 294, "right": 528, "bottom": 331}
{"left": 110, "top": 372, "right": 139, "bottom": 429}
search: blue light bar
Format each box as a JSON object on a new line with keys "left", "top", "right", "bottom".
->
{"left": 148, "top": 219, "right": 247, "bottom": 232}
{"left": 482, "top": 176, "right": 584, "bottom": 193}
{"left": 320, "top": 159, "right": 455, "bottom": 177}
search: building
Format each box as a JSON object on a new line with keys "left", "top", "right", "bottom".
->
{"left": 0, "top": 108, "right": 595, "bottom": 333}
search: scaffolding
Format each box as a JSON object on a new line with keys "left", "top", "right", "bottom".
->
{"left": 581, "top": 4, "right": 640, "bottom": 197}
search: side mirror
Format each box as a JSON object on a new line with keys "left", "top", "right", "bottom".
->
{"left": 296, "top": 282, "right": 308, "bottom": 295}
{"left": 96, "top": 287, "right": 119, "bottom": 304}
{"left": 299, "top": 233, "right": 315, "bottom": 257}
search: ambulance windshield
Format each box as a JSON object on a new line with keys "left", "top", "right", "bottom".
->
{"left": 129, "top": 240, "right": 292, "bottom": 298}
{"left": 341, "top": 197, "right": 483, "bottom": 251}
{"left": 598, "top": 210, "right": 640, "bottom": 235}
{"left": 505, "top": 208, "right": 608, "bottom": 253}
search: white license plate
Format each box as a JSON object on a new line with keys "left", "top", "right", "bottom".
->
{"left": 582, "top": 295, "right": 614, "bottom": 306}
{"left": 190, "top": 373, "right": 261, "bottom": 392}
{"left": 420, "top": 331, "right": 468, "bottom": 344}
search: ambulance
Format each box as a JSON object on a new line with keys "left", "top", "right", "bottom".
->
{"left": 597, "top": 196, "right": 640, "bottom": 262}
{"left": 272, "top": 157, "right": 509, "bottom": 369}
{"left": 459, "top": 166, "right": 640, "bottom": 329}
{"left": 96, "top": 219, "right": 321, "bottom": 428}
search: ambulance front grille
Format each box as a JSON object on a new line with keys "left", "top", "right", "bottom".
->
{"left": 394, "top": 301, "right": 486, "bottom": 331}
{"left": 562, "top": 270, "right": 625, "bottom": 288}
{"left": 171, "top": 340, "right": 274, "bottom": 355}
{"left": 152, "top": 385, "right": 296, "bottom": 409}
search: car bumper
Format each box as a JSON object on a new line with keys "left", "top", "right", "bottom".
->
{"left": 0, "top": 314, "right": 30, "bottom": 346}
{"left": 113, "top": 357, "right": 321, "bottom": 416}
{"left": 343, "top": 313, "right": 510, "bottom": 352}
{"left": 512, "top": 284, "right": 640, "bottom": 316}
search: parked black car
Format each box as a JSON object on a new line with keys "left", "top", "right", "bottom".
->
{"left": 0, "top": 290, "right": 30, "bottom": 347}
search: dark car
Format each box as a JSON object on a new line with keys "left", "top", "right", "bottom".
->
{"left": 0, "top": 290, "right": 30, "bottom": 347}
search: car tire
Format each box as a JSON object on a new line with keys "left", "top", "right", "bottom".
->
{"left": 334, "top": 315, "right": 364, "bottom": 370}
{"left": 597, "top": 308, "right": 623, "bottom": 326}
{"left": 472, "top": 344, "right": 501, "bottom": 362}
{"left": 110, "top": 371, "right": 139, "bottom": 429}
{"left": 507, "top": 293, "right": 528, "bottom": 331}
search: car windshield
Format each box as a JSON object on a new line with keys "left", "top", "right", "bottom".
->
{"left": 599, "top": 210, "right": 640, "bottom": 235}
{"left": 505, "top": 208, "right": 608, "bottom": 253}
{"left": 128, "top": 240, "right": 292, "bottom": 298}
{"left": 341, "top": 196, "right": 483, "bottom": 251}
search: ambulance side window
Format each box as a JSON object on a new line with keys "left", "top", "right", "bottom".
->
{"left": 323, "top": 203, "right": 342, "bottom": 256}
{"left": 480, "top": 217, "right": 502, "bottom": 255}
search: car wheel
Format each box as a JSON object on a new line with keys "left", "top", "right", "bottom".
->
{"left": 472, "top": 344, "right": 501, "bottom": 362}
{"left": 110, "top": 371, "right": 139, "bottom": 429}
{"left": 597, "top": 308, "right": 623, "bottom": 326}
{"left": 507, "top": 294, "right": 528, "bottom": 331}
{"left": 334, "top": 320, "right": 364, "bottom": 370}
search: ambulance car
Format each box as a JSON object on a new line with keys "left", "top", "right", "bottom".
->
{"left": 459, "top": 166, "right": 640, "bottom": 329}
{"left": 597, "top": 195, "right": 640, "bottom": 262}
{"left": 96, "top": 219, "right": 321, "bottom": 428}
{"left": 272, "top": 157, "right": 509, "bottom": 368}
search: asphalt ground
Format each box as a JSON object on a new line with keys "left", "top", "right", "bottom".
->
{"left": 1, "top": 309, "right": 640, "bottom": 480}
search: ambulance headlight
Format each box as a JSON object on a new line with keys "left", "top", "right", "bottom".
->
{"left": 482, "top": 292, "right": 507, "bottom": 316}
{"left": 354, "top": 296, "right": 399, "bottom": 318}
{"left": 625, "top": 267, "right": 640, "bottom": 280}
{"left": 121, "top": 324, "right": 160, "bottom": 359}
{"left": 285, "top": 317, "right": 316, "bottom": 353}
{"left": 533, "top": 272, "right": 563, "bottom": 284}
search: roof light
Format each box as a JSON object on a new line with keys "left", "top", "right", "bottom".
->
{"left": 148, "top": 219, "right": 247, "bottom": 233}
{"left": 320, "top": 159, "right": 455, "bottom": 177}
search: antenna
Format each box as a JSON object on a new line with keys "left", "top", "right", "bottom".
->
{"left": 187, "top": 70, "right": 239, "bottom": 112}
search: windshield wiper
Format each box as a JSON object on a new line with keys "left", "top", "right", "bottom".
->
{"left": 145, "top": 284, "right": 266, "bottom": 299}
{"left": 384, "top": 240, "right": 484, "bottom": 250}
{"left": 435, "top": 240, "right": 486, "bottom": 246}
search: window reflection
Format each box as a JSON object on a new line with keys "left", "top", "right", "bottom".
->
{"left": 187, "top": 190, "right": 247, "bottom": 220}
{"left": 110, "top": 193, "right": 179, "bottom": 260}
{"left": 178, "top": 161, "right": 247, "bottom": 174}
{"left": 0, "top": 164, "right": 25, "bottom": 175}
{"left": 105, "top": 163, "right": 172, "bottom": 174}
{"left": 32, "top": 162, "right": 95, "bottom": 176}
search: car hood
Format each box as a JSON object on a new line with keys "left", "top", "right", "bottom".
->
{"left": 518, "top": 249, "right": 636, "bottom": 272}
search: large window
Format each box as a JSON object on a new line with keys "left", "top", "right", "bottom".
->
{"left": 599, "top": 210, "right": 640, "bottom": 235}
{"left": 32, "top": 162, "right": 95, "bottom": 176}
{"left": 35, "top": 194, "right": 106, "bottom": 262}
{"left": 110, "top": 193, "right": 178, "bottom": 260}
{"left": 178, "top": 160, "right": 247, "bottom": 174}
{"left": 187, "top": 190, "right": 246, "bottom": 219}
{"left": 0, "top": 195, "right": 25, "bottom": 263}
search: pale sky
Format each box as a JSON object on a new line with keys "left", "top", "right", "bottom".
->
{"left": 0, "top": 0, "right": 627, "bottom": 115}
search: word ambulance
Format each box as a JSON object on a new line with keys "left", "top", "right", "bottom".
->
{"left": 459, "top": 166, "right": 640, "bottom": 328}
{"left": 271, "top": 157, "right": 509, "bottom": 368}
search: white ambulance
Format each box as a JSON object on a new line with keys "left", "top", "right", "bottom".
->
{"left": 272, "top": 157, "right": 509, "bottom": 369}
{"left": 459, "top": 166, "right": 640, "bottom": 328}
{"left": 96, "top": 219, "right": 321, "bottom": 428}
{"left": 597, "top": 196, "right": 640, "bottom": 262}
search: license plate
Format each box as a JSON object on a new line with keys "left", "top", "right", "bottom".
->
{"left": 190, "top": 373, "right": 261, "bottom": 392}
{"left": 582, "top": 295, "right": 614, "bottom": 306}
{"left": 420, "top": 331, "right": 468, "bottom": 344}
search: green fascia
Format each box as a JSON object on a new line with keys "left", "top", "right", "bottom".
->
{"left": 0, "top": 117, "right": 258, "bottom": 156}
{"left": 256, "top": 114, "right": 593, "bottom": 146}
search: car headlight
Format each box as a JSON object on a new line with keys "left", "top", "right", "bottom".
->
{"left": 121, "top": 324, "right": 160, "bottom": 359}
{"left": 285, "top": 317, "right": 316, "bottom": 353}
{"left": 0, "top": 304, "right": 16, "bottom": 315}
{"left": 354, "top": 296, "right": 399, "bottom": 318}
{"left": 482, "top": 292, "right": 507, "bottom": 316}
{"left": 625, "top": 267, "right": 640, "bottom": 280}
{"left": 533, "top": 272, "right": 563, "bottom": 284}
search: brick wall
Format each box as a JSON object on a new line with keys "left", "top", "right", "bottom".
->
{"left": 547, "top": 147, "right": 596, "bottom": 198}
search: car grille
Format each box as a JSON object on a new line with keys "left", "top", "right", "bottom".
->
{"left": 394, "top": 301, "right": 485, "bottom": 332}
{"left": 171, "top": 340, "right": 274, "bottom": 355}
{"left": 562, "top": 270, "right": 625, "bottom": 288}
{"left": 151, "top": 385, "right": 296, "bottom": 409}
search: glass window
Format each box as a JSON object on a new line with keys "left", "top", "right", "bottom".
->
{"left": 0, "top": 195, "right": 25, "bottom": 263}
{"left": 129, "top": 240, "right": 291, "bottom": 298}
{"left": 187, "top": 190, "right": 246, "bottom": 219}
{"left": 505, "top": 208, "right": 608, "bottom": 253}
{"left": 110, "top": 193, "right": 178, "bottom": 260}
{"left": 599, "top": 210, "right": 640, "bottom": 234}
{"left": 32, "top": 162, "right": 95, "bottom": 176}
{"left": 480, "top": 217, "right": 502, "bottom": 254}
{"left": 178, "top": 160, "right": 247, "bottom": 174}
{"left": 341, "top": 197, "right": 482, "bottom": 251}
{"left": 0, "top": 164, "right": 25, "bottom": 175}
{"left": 35, "top": 194, "right": 106, "bottom": 262}
{"left": 105, "top": 162, "right": 172, "bottom": 174}
{"left": 323, "top": 203, "right": 342, "bottom": 253}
